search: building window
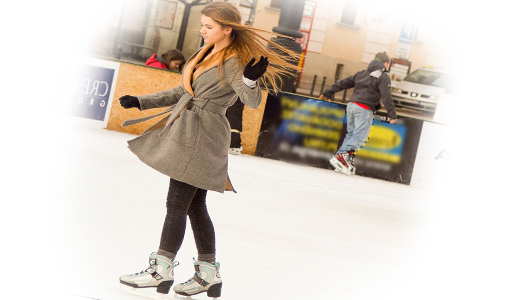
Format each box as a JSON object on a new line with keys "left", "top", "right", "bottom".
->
{"left": 340, "top": 1, "right": 357, "bottom": 26}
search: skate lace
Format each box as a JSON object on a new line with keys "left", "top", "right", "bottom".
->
{"left": 131, "top": 260, "right": 179, "bottom": 276}
{"left": 132, "top": 269, "right": 149, "bottom": 276}
{"left": 181, "top": 277, "right": 196, "bottom": 285}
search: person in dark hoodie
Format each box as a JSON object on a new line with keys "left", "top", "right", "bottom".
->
{"left": 145, "top": 49, "right": 186, "bottom": 71}
{"left": 319, "top": 52, "right": 397, "bottom": 175}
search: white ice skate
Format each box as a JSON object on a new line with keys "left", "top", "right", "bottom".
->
{"left": 174, "top": 260, "right": 222, "bottom": 299}
{"left": 346, "top": 153, "right": 357, "bottom": 175}
{"left": 228, "top": 146, "right": 243, "bottom": 155}
{"left": 119, "top": 253, "right": 177, "bottom": 296}
{"left": 329, "top": 153, "right": 352, "bottom": 176}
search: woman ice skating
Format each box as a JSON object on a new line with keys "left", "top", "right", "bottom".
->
{"left": 118, "top": 2, "right": 299, "bottom": 298}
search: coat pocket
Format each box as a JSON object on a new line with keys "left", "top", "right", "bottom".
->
{"left": 168, "top": 110, "right": 199, "bottom": 147}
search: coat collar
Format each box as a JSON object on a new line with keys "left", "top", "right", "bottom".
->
{"left": 182, "top": 44, "right": 239, "bottom": 97}
{"left": 182, "top": 44, "right": 215, "bottom": 97}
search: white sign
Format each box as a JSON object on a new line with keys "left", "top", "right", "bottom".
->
{"left": 57, "top": 57, "right": 120, "bottom": 127}
{"left": 395, "top": 42, "right": 411, "bottom": 59}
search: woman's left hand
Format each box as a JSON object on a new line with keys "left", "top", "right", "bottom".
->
{"left": 243, "top": 56, "right": 269, "bottom": 81}
{"left": 119, "top": 95, "right": 140, "bottom": 109}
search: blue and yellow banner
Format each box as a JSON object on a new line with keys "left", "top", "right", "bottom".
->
{"left": 358, "top": 118, "right": 407, "bottom": 164}
{"left": 255, "top": 92, "right": 424, "bottom": 184}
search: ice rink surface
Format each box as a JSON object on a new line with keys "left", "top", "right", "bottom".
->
{"left": 4, "top": 116, "right": 531, "bottom": 300}
{"left": 50, "top": 118, "right": 429, "bottom": 300}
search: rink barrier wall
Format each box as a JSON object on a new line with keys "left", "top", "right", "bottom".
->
{"left": 104, "top": 61, "right": 268, "bottom": 155}
{"left": 70, "top": 58, "right": 452, "bottom": 187}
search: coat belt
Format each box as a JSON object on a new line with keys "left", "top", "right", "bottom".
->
{"left": 123, "top": 94, "right": 229, "bottom": 132}
{"left": 189, "top": 99, "right": 228, "bottom": 115}
{"left": 165, "top": 96, "right": 228, "bottom": 127}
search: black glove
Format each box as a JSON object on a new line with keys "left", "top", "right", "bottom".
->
{"left": 119, "top": 95, "right": 140, "bottom": 109}
{"left": 243, "top": 56, "right": 269, "bottom": 81}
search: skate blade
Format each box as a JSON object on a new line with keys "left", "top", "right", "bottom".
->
{"left": 334, "top": 167, "right": 355, "bottom": 176}
{"left": 174, "top": 295, "right": 216, "bottom": 300}
{"left": 334, "top": 167, "right": 355, "bottom": 174}
{"left": 119, "top": 283, "right": 173, "bottom": 300}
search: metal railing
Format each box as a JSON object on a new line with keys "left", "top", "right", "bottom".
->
{"left": 296, "top": 75, "right": 353, "bottom": 102}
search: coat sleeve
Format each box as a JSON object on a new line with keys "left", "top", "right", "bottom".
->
{"left": 378, "top": 74, "right": 397, "bottom": 119}
{"left": 225, "top": 59, "right": 262, "bottom": 109}
{"left": 137, "top": 85, "right": 186, "bottom": 110}
{"left": 322, "top": 74, "right": 357, "bottom": 99}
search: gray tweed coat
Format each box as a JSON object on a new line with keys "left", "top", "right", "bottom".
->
{"left": 124, "top": 45, "right": 262, "bottom": 193}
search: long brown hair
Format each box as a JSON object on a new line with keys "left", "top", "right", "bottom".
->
{"left": 198, "top": 2, "right": 301, "bottom": 93}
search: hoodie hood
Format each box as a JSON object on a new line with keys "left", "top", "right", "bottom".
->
{"left": 367, "top": 59, "right": 385, "bottom": 72}
{"left": 367, "top": 59, "right": 386, "bottom": 78}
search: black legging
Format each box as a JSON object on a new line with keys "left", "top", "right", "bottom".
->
{"left": 158, "top": 179, "right": 215, "bottom": 256}
{"left": 226, "top": 99, "right": 244, "bottom": 148}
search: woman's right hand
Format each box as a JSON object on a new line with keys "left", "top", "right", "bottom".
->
{"left": 119, "top": 95, "right": 140, "bottom": 109}
{"left": 243, "top": 56, "right": 269, "bottom": 81}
